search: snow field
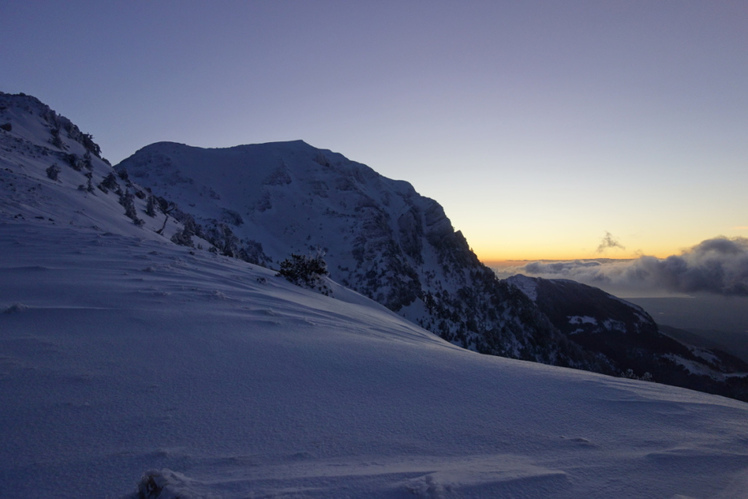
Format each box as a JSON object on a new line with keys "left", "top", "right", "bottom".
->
{"left": 2, "top": 220, "right": 748, "bottom": 497}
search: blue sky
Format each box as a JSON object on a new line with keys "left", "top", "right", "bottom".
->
{"left": 2, "top": 0, "right": 747, "bottom": 260}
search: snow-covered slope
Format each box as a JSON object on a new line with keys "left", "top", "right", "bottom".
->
{"left": 0, "top": 92, "right": 195, "bottom": 244}
{"left": 4, "top": 217, "right": 748, "bottom": 498}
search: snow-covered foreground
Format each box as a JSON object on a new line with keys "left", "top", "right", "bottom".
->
{"left": 2, "top": 221, "right": 748, "bottom": 498}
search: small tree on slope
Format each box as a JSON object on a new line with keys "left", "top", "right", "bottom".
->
{"left": 277, "top": 253, "right": 331, "bottom": 295}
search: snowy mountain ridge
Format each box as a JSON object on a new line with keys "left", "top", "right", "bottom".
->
{"left": 117, "top": 139, "right": 605, "bottom": 371}
{"left": 3, "top": 90, "right": 748, "bottom": 497}
{"left": 117, "top": 133, "right": 748, "bottom": 400}
{"left": 1, "top": 93, "right": 163, "bottom": 238}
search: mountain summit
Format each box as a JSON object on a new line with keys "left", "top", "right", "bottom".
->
{"left": 117, "top": 138, "right": 748, "bottom": 400}
{"left": 117, "top": 140, "right": 602, "bottom": 369}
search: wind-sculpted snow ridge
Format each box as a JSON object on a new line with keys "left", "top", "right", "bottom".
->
{"left": 2, "top": 220, "right": 748, "bottom": 498}
{"left": 117, "top": 140, "right": 608, "bottom": 372}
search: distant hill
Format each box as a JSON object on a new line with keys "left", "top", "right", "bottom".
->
{"left": 507, "top": 275, "right": 748, "bottom": 401}
{"left": 626, "top": 296, "right": 748, "bottom": 364}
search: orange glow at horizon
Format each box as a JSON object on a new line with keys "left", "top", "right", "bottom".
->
{"left": 471, "top": 234, "right": 748, "bottom": 265}
{"left": 474, "top": 246, "right": 682, "bottom": 265}
{"left": 461, "top": 223, "right": 748, "bottom": 265}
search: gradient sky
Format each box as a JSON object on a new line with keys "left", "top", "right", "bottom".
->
{"left": 2, "top": 1, "right": 746, "bottom": 261}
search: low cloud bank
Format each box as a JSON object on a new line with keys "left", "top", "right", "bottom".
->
{"left": 499, "top": 237, "right": 748, "bottom": 297}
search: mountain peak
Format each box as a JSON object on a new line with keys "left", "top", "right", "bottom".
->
{"left": 117, "top": 139, "right": 592, "bottom": 367}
